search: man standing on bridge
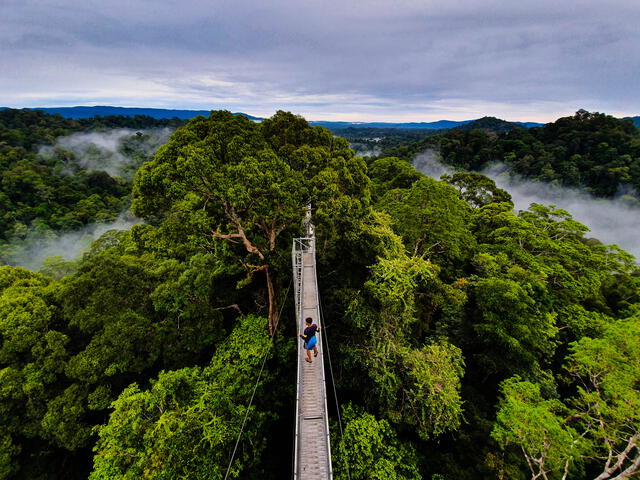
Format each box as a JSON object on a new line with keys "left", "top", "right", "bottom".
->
{"left": 299, "top": 317, "right": 320, "bottom": 363}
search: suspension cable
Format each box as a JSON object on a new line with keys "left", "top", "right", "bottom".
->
{"left": 223, "top": 276, "right": 293, "bottom": 480}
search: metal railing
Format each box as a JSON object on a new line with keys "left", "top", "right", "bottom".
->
{"left": 292, "top": 237, "right": 314, "bottom": 326}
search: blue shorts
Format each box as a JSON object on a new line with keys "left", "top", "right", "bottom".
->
{"left": 305, "top": 336, "right": 317, "bottom": 350}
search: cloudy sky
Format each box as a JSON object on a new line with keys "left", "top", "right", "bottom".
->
{"left": 2, "top": 0, "right": 639, "bottom": 122}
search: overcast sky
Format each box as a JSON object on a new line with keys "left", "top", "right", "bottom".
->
{"left": 2, "top": 0, "right": 639, "bottom": 122}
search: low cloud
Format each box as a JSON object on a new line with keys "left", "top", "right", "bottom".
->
{"left": 1, "top": 214, "right": 141, "bottom": 271}
{"left": 39, "top": 128, "right": 173, "bottom": 179}
{"left": 413, "top": 153, "right": 640, "bottom": 260}
{"left": 2, "top": 129, "right": 167, "bottom": 272}
{"left": 484, "top": 163, "right": 640, "bottom": 260}
{"left": 413, "top": 149, "right": 454, "bottom": 179}
{"left": 351, "top": 143, "right": 382, "bottom": 158}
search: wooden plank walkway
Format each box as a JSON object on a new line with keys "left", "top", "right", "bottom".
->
{"left": 293, "top": 239, "right": 332, "bottom": 479}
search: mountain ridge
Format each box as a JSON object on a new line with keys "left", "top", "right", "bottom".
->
{"left": 1, "top": 105, "right": 545, "bottom": 130}
{"left": 5, "top": 105, "right": 636, "bottom": 130}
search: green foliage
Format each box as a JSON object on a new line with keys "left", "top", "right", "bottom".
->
{"left": 368, "top": 156, "right": 422, "bottom": 200}
{"left": 441, "top": 171, "right": 512, "bottom": 208}
{"left": 0, "top": 109, "right": 181, "bottom": 264}
{"left": 90, "top": 315, "right": 273, "bottom": 479}
{"left": 492, "top": 378, "right": 581, "bottom": 479}
{"left": 0, "top": 429, "right": 19, "bottom": 479}
{"left": 0, "top": 267, "right": 73, "bottom": 475}
{"left": 492, "top": 316, "right": 640, "bottom": 479}
{"left": 342, "top": 228, "right": 466, "bottom": 440}
{"left": 378, "top": 176, "right": 476, "bottom": 270}
{"left": 366, "top": 254, "right": 438, "bottom": 323}
{"left": 564, "top": 316, "right": 640, "bottom": 476}
{"left": 334, "top": 404, "right": 421, "bottom": 480}
{"left": 402, "top": 110, "right": 640, "bottom": 199}
{"left": 39, "top": 255, "right": 80, "bottom": 279}
{"left": 132, "top": 110, "right": 370, "bottom": 332}
{"left": 0, "top": 245, "right": 231, "bottom": 476}
{"left": 471, "top": 203, "right": 630, "bottom": 317}
{"left": 472, "top": 276, "right": 557, "bottom": 376}
{"left": 0, "top": 144, "right": 129, "bottom": 241}
{"left": 401, "top": 342, "right": 465, "bottom": 438}
{"left": 0, "top": 109, "right": 77, "bottom": 149}
{"left": 0, "top": 108, "right": 183, "bottom": 265}
{"left": 337, "top": 127, "right": 442, "bottom": 160}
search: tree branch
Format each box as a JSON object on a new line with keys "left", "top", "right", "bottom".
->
{"left": 213, "top": 304, "right": 244, "bottom": 315}
{"left": 610, "top": 452, "right": 640, "bottom": 480}
{"left": 209, "top": 225, "right": 264, "bottom": 260}
{"left": 215, "top": 199, "right": 265, "bottom": 260}
{"left": 594, "top": 433, "right": 640, "bottom": 480}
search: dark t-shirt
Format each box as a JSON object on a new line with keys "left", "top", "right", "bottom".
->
{"left": 302, "top": 324, "right": 318, "bottom": 341}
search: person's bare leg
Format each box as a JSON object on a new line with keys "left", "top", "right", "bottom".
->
{"left": 306, "top": 349, "right": 312, "bottom": 362}
{"left": 314, "top": 346, "right": 318, "bottom": 357}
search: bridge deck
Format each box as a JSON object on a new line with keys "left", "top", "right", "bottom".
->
{"left": 293, "top": 242, "right": 332, "bottom": 479}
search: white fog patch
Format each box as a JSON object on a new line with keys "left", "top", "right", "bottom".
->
{"left": 350, "top": 142, "right": 382, "bottom": 158}
{"left": 39, "top": 128, "right": 173, "bottom": 179}
{"left": 413, "top": 149, "right": 454, "bottom": 179}
{"left": 482, "top": 163, "right": 640, "bottom": 259}
{"left": 413, "top": 153, "right": 640, "bottom": 260}
{"left": 1, "top": 214, "right": 141, "bottom": 271}
{"left": 354, "top": 146, "right": 382, "bottom": 157}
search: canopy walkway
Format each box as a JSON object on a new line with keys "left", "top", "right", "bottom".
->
{"left": 292, "top": 213, "right": 333, "bottom": 478}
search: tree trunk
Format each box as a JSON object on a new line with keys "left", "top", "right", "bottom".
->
{"left": 265, "top": 267, "right": 278, "bottom": 336}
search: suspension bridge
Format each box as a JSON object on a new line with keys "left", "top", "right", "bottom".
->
{"left": 225, "top": 207, "right": 335, "bottom": 479}
{"left": 292, "top": 226, "right": 333, "bottom": 479}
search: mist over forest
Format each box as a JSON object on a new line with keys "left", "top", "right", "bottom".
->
{"left": 1, "top": 213, "right": 141, "bottom": 271}
{"left": 5, "top": 110, "right": 638, "bottom": 271}
{"left": 0, "top": 116, "right": 175, "bottom": 271}
{"left": 414, "top": 151, "right": 640, "bottom": 259}
{"left": 38, "top": 128, "right": 173, "bottom": 179}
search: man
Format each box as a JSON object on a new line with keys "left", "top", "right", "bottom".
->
{"left": 299, "top": 317, "right": 320, "bottom": 363}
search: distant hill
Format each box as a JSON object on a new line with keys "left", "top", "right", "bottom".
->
{"left": 8, "top": 107, "right": 473, "bottom": 130}
{"left": 0, "top": 107, "right": 498, "bottom": 130}
{"left": 454, "top": 116, "right": 534, "bottom": 132}
{"left": 309, "top": 119, "right": 473, "bottom": 130}
{"left": 1, "top": 106, "right": 262, "bottom": 121}
{"left": 0, "top": 105, "right": 551, "bottom": 130}
{"left": 318, "top": 117, "right": 545, "bottom": 132}
{"left": 419, "top": 109, "right": 640, "bottom": 198}
{"left": 623, "top": 116, "right": 640, "bottom": 128}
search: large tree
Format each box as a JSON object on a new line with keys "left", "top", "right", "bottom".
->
{"left": 132, "top": 110, "right": 367, "bottom": 334}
